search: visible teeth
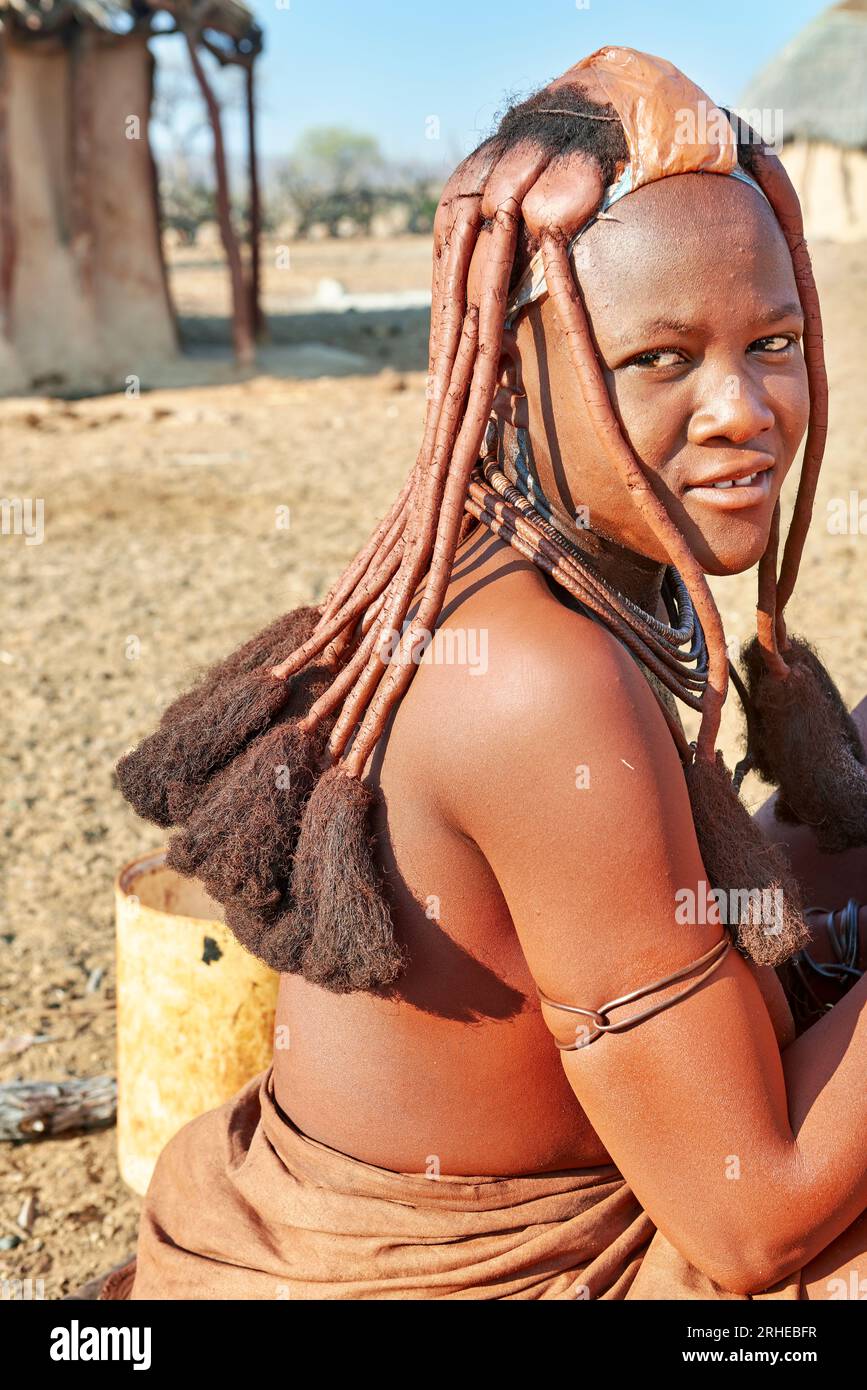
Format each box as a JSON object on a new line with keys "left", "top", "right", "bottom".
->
{"left": 712, "top": 473, "right": 757, "bottom": 489}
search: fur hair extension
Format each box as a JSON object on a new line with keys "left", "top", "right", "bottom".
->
{"left": 118, "top": 666, "right": 300, "bottom": 828}
{"left": 684, "top": 751, "right": 809, "bottom": 967}
{"left": 222, "top": 899, "right": 312, "bottom": 977}
{"left": 165, "top": 666, "right": 335, "bottom": 918}
{"left": 288, "top": 766, "right": 408, "bottom": 993}
{"left": 741, "top": 634, "right": 867, "bottom": 852}
{"left": 159, "top": 605, "right": 322, "bottom": 728}
{"left": 116, "top": 606, "right": 324, "bottom": 828}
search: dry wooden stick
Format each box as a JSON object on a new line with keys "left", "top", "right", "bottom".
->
{"left": 0, "top": 1076, "right": 117, "bottom": 1142}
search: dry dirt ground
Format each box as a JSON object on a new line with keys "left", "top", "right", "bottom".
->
{"left": 1, "top": 235, "right": 866, "bottom": 1298}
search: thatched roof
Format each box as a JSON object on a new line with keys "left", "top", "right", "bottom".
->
{"left": 739, "top": 0, "right": 867, "bottom": 149}
{"left": 0, "top": 0, "right": 261, "bottom": 51}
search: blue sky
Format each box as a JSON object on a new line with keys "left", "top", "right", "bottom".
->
{"left": 150, "top": 0, "right": 829, "bottom": 170}
{"left": 232, "top": 0, "right": 828, "bottom": 165}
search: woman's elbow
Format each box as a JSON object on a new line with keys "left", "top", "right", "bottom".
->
{"left": 665, "top": 1210, "right": 797, "bottom": 1297}
{"left": 699, "top": 1230, "right": 802, "bottom": 1297}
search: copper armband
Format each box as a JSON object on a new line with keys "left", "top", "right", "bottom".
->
{"left": 537, "top": 933, "right": 733, "bottom": 1050}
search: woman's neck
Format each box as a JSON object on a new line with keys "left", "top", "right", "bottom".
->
{"left": 498, "top": 424, "right": 666, "bottom": 616}
{"left": 562, "top": 523, "right": 666, "bottom": 616}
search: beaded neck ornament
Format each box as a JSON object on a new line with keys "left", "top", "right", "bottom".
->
{"left": 466, "top": 423, "right": 707, "bottom": 761}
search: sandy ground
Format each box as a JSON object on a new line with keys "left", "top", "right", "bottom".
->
{"left": 1, "top": 234, "right": 866, "bottom": 1297}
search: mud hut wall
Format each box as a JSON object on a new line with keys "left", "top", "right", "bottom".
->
{"left": 2, "top": 32, "right": 176, "bottom": 392}
{"left": 781, "top": 139, "right": 867, "bottom": 242}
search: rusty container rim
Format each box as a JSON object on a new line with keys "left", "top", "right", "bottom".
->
{"left": 115, "top": 844, "right": 171, "bottom": 901}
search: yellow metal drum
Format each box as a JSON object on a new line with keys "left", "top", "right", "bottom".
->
{"left": 115, "top": 848, "right": 279, "bottom": 1195}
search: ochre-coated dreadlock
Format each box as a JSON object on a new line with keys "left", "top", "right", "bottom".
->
{"left": 116, "top": 47, "right": 867, "bottom": 992}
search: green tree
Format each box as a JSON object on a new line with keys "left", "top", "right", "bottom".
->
{"left": 276, "top": 127, "right": 384, "bottom": 235}
{"left": 291, "top": 127, "right": 383, "bottom": 191}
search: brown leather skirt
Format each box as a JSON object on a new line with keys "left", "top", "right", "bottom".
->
{"left": 95, "top": 1066, "right": 801, "bottom": 1301}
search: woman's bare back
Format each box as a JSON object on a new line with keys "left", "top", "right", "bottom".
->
{"left": 272, "top": 525, "right": 794, "bottom": 1177}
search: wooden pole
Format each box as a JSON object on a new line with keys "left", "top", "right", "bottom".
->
{"left": 245, "top": 58, "right": 265, "bottom": 340}
{"left": 144, "top": 44, "right": 180, "bottom": 351}
{"left": 183, "top": 28, "right": 255, "bottom": 366}
{"left": 68, "top": 24, "right": 96, "bottom": 300}
{"left": 0, "top": 29, "right": 16, "bottom": 341}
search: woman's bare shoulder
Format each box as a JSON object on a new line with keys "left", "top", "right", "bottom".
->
{"left": 406, "top": 541, "right": 675, "bottom": 809}
{"left": 405, "top": 541, "right": 712, "bottom": 993}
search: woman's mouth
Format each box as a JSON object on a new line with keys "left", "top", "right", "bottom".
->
{"left": 683, "top": 461, "right": 774, "bottom": 511}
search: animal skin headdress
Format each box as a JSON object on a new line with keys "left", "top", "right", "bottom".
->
{"left": 117, "top": 48, "right": 867, "bottom": 991}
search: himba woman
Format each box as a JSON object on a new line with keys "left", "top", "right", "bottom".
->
{"left": 105, "top": 48, "right": 867, "bottom": 1300}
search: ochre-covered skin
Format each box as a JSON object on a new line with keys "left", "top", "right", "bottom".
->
{"left": 269, "top": 50, "right": 866, "bottom": 1295}
{"left": 272, "top": 539, "right": 867, "bottom": 1296}
{"left": 113, "top": 46, "right": 867, "bottom": 1299}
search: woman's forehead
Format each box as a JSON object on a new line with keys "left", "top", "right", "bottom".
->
{"left": 505, "top": 169, "right": 780, "bottom": 328}
{"left": 520, "top": 177, "right": 800, "bottom": 346}
{"left": 577, "top": 173, "right": 790, "bottom": 283}
{"left": 586, "top": 167, "right": 776, "bottom": 236}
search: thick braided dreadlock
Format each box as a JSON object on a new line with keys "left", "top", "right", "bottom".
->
{"left": 116, "top": 48, "right": 867, "bottom": 992}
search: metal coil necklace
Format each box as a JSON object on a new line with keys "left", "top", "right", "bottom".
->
{"left": 463, "top": 426, "right": 711, "bottom": 758}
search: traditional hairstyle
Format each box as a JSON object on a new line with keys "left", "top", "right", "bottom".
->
{"left": 116, "top": 48, "right": 867, "bottom": 991}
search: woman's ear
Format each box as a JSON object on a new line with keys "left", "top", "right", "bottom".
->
{"left": 491, "top": 326, "right": 528, "bottom": 428}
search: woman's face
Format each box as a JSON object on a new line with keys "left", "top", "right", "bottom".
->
{"left": 502, "top": 171, "right": 810, "bottom": 576}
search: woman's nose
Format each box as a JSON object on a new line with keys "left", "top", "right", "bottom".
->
{"left": 687, "top": 370, "right": 776, "bottom": 447}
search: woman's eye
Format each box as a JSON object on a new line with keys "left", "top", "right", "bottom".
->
{"left": 750, "top": 334, "right": 797, "bottom": 353}
{"left": 629, "top": 348, "right": 685, "bottom": 368}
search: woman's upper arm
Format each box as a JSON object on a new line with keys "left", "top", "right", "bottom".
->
{"left": 446, "top": 615, "right": 802, "bottom": 1295}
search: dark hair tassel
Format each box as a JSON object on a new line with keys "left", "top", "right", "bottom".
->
{"left": 741, "top": 635, "right": 867, "bottom": 853}
{"left": 115, "top": 605, "right": 325, "bottom": 828}
{"left": 158, "top": 605, "right": 322, "bottom": 728}
{"left": 117, "top": 666, "right": 295, "bottom": 827}
{"left": 165, "top": 706, "right": 333, "bottom": 918}
{"left": 684, "top": 750, "right": 810, "bottom": 967}
{"left": 223, "top": 898, "right": 311, "bottom": 977}
{"left": 288, "top": 766, "right": 408, "bottom": 993}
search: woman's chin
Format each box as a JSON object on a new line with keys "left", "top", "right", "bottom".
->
{"left": 694, "top": 533, "right": 771, "bottom": 578}
{"left": 681, "top": 506, "right": 775, "bottom": 579}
